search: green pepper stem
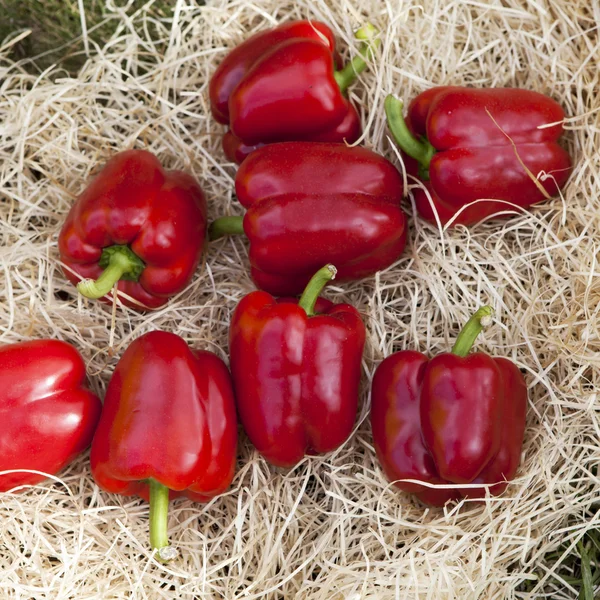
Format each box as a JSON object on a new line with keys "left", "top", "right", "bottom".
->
{"left": 334, "top": 24, "right": 381, "bottom": 93}
{"left": 209, "top": 216, "right": 245, "bottom": 241}
{"left": 451, "top": 306, "right": 494, "bottom": 357}
{"left": 149, "top": 479, "right": 176, "bottom": 562}
{"left": 298, "top": 264, "right": 337, "bottom": 317}
{"left": 77, "top": 245, "right": 144, "bottom": 299}
{"left": 384, "top": 95, "right": 436, "bottom": 174}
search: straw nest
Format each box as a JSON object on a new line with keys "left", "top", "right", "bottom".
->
{"left": 0, "top": 0, "right": 598, "bottom": 598}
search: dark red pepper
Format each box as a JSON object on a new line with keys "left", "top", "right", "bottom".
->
{"left": 370, "top": 307, "right": 527, "bottom": 506}
{"left": 385, "top": 87, "right": 572, "bottom": 226}
{"left": 229, "top": 265, "right": 365, "bottom": 467}
{"left": 209, "top": 142, "right": 407, "bottom": 295}
{"left": 59, "top": 149, "right": 207, "bottom": 310}
{"left": 0, "top": 340, "right": 101, "bottom": 492}
{"left": 210, "top": 20, "right": 339, "bottom": 125}
{"left": 210, "top": 20, "right": 378, "bottom": 162}
{"left": 90, "top": 331, "right": 237, "bottom": 560}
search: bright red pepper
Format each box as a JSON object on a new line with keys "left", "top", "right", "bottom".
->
{"left": 90, "top": 331, "right": 237, "bottom": 560}
{"left": 229, "top": 265, "right": 365, "bottom": 467}
{"left": 210, "top": 20, "right": 377, "bottom": 162}
{"left": 385, "top": 87, "right": 572, "bottom": 226}
{"left": 0, "top": 340, "right": 101, "bottom": 492}
{"left": 370, "top": 307, "right": 527, "bottom": 506}
{"left": 209, "top": 142, "right": 407, "bottom": 295}
{"left": 59, "top": 149, "right": 207, "bottom": 310}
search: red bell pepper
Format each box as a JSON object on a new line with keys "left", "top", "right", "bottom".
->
{"left": 209, "top": 142, "right": 407, "bottom": 295}
{"left": 371, "top": 307, "right": 527, "bottom": 506}
{"left": 385, "top": 87, "right": 572, "bottom": 226}
{"left": 59, "top": 149, "right": 207, "bottom": 310}
{"left": 90, "top": 331, "right": 237, "bottom": 560}
{"left": 229, "top": 265, "right": 365, "bottom": 467}
{"left": 210, "top": 20, "right": 378, "bottom": 162}
{"left": 0, "top": 340, "right": 101, "bottom": 492}
{"left": 210, "top": 20, "right": 339, "bottom": 125}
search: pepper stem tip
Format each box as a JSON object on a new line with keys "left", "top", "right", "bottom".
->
{"left": 451, "top": 306, "right": 494, "bottom": 357}
{"left": 157, "top": 546, "right": 179, "bottom": 562}
{"left": 355, "top": 23, "right": 377, "bottom": 41}
{"left": 334, "top": 25, "right": 380, "bottom": 93}
{"left": 324, "top": 264, "right": 337, "bottom": 280}
{"left": 76, "top": 245, "right": 144, "bottom": 299}
{"left": 480, "top": 314, "right": 493, "bottom": 328}
{"left": 76, "top": 278, "right": 107, "bottom": 299}
{"left": 149, "top": 479, "right": 176, "bottom": 563}
{"left": 298, "top": 264, "right": 337, "bottom": 317}
{"left": 384, "top": 94, "right": 403, "bottom": 115}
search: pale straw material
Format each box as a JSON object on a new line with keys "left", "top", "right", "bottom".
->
{"left": 0, "top": 0, "right": 598, "bottom": 598}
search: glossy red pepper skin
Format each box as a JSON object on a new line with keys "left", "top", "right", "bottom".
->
{"left": 229, "top": 39, "right": 352, "bottom": 145}
{"left": 222, "top": 103, "right": 361, "bottom": 164}
{"left": 229, "top": 142, "right": 407, "bottom": 295}
{"left": 371, "top": 350, "right": 527, "bottom": 506}
{"left": 388, "top": 87, "right": 572, "bottom": 226}
{"left": 0, "top": 340, "right": 101, "bottom": 492}
{"left": 210, "top": 20, "right": 338, "bottom": 125}
{"left": 59, "top": 150, "right": 207, "bottom": 310}
{"left": 230, "top": 295, "right": 365, "bottom": 468}
{"left": 210, "top": 20, "right": 363, "bottom": 156}
{"left": 90, "top": 331, "right": 237, "bottom": 503}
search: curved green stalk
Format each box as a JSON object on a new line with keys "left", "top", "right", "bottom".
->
{"left": 334, "top": 24, "right": 381, "bottom": 93}
{"left": 298, "top": 264, "right": 337, "bottom": 317}
{"left": 77, "top": 245, "right": 144, "bottom": 299}
{"left": 384, "top": 95, "right": 436, "bottom": 177}
{"left": 451, "top": 306, "right": 494, "bottom": 357}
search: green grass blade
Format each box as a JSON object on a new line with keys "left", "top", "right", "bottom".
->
{"left": 578, "top": 541, "right": 594, "bottom": 600}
